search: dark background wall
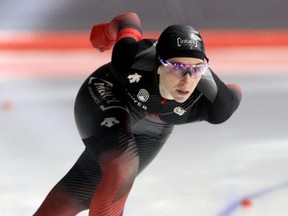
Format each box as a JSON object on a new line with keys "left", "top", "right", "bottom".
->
{"left": 0, "top": 0, "right": 287, "bottom": 31}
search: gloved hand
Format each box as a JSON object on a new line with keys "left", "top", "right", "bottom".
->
{"left": 90, "top": 22, "right": 116, "bottom": 52}
{"left": 90, "top": 12, "right": 142, "bottom": 52}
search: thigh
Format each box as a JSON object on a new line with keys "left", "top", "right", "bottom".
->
{"left": 74, "top": 68, "right": 129, "bottom": 139}
{"left": 57, "top": 149, "right": 102, "bottom": 209}
{"left": 33, "top": 149, "right": 102, "bottom": 215}
{"left": 132, "top": 115, "right": 174, "bottom": 173}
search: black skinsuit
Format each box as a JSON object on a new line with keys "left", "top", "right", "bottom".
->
{"left": 34, "top": 36, "right": 241, "bottom": 216}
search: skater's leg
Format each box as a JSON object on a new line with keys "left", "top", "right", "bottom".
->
{"left": 74, "top": 74, "right": 139, "bottom": 216}
{"left": 34, "top": 150, "right": 102, "bottom": 216}
{"left": 132, "top": 115, "right": 174, "bottom": 173}
{"left": 88, "top": 148, "right": 139, "bottom": 216}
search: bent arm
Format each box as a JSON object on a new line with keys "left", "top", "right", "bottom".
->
{"left": 205, "top": 71, "right": 242, "bottom": 124}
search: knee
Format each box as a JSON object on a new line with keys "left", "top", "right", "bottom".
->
{"left": 100, "top": 149, "right": 139, "bottom": 185}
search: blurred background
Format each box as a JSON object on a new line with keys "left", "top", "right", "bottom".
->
{"left": 1, "top": 1, "right": 288, "bottom": 216}
{"left": 1, "top": 0, "right": 287, "bottom": 30}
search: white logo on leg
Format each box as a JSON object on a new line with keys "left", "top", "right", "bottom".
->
{"left": 101, "top": 117, "right": 120, "bottom": 128}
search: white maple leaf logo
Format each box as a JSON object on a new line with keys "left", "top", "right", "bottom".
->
{"left": 128, "top": 73, "right": 142, "bottom": 83}
{"left": 101, "top": 117, "right": 120, "bottom": 128}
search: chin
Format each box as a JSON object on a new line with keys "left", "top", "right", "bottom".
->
{"left": 174, "top": 97, "right": 189, "bottom": 103}
{"left": 173, "top": 92, "right": 192, "bottom": 103}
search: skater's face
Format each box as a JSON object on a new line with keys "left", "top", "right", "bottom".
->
{"left": 158, "top": 57, "right": 207, "bottom": 103}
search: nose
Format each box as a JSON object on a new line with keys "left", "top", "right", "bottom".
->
{"left": 180, "top": 73, "right": 193, "bottom": 85}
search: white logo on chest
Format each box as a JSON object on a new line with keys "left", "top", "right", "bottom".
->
{"left": 137, "top": 89, "right": 149, "bottom": 102}
{"left": 173, "top": 106, "right": 186, "bottom": 116}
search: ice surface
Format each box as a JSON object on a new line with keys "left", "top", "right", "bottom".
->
{"left": 1, "top": 55, "right": 288, "bottom": 216}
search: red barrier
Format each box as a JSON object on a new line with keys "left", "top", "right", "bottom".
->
{"left": 0, "top": 30, "right": 288, "bottom": 50}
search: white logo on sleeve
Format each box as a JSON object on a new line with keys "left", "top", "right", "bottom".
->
{"left": 128, "top": 73, "right": 142, "bottom": 83}
{"left": 101, "top": 117, "right": 120, "bottom": 128}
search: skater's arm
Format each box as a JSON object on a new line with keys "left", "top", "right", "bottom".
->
{"left": 196, "top": 68, "right": 242, "bottom": 124}
{"left": 206, "top": 71, "right": 242, "bottom": 124}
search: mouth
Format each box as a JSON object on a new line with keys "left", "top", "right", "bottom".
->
{"left": 177, "top": 89, "right": 189, "bottom": 95}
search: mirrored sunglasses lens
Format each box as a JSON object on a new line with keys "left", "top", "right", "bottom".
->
{"left": 165, "top": 65, "right": 183, "bottom": 77}
{"left": 163, "top": 61, "right": 209, "bottom": 78}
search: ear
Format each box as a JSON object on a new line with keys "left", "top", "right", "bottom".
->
{"left": 157, "top": 67, "right": 161, "bottom": 74}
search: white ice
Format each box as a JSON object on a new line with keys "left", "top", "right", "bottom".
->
{"left": 1, "top": 51, "right": 288, "bottom": 216}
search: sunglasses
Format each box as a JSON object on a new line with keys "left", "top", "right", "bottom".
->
{"left": 159, "top": 57, "right": 210, "bottom": 78}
